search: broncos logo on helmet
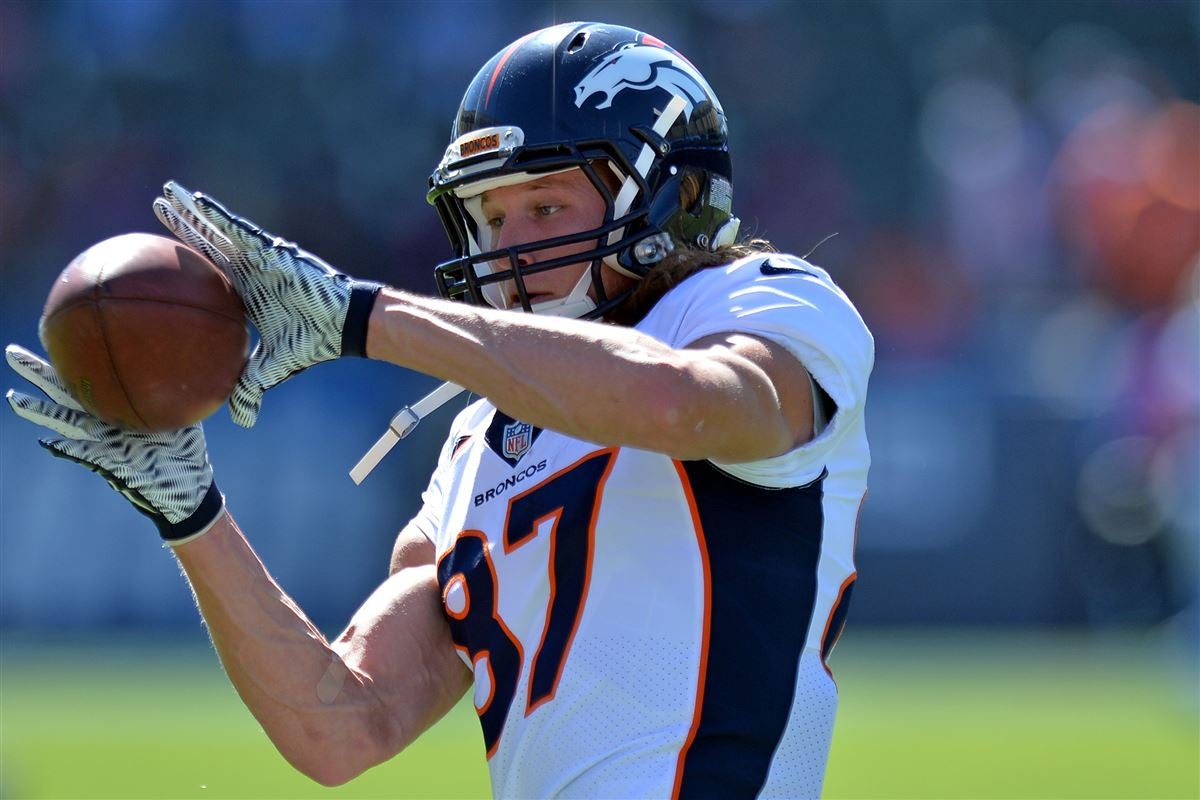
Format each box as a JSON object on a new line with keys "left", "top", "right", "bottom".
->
{"left": 572, "top": 43, "right": 712, "bottom": 121}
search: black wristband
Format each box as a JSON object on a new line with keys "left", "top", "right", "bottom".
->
{"left": 342, "top": 280, "right": 384, "bottom": 358}
{"left": 157, "top": 482, "right": 225, "bottom": 543}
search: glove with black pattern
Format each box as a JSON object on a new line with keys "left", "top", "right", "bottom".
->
{"left": 152, "top": 181, "right": 382, "bottom": 428}
{"left": 5, "top": 345, "right": 224, "bottom": 545}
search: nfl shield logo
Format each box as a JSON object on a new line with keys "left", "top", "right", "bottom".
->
{"left": 502, "top": 421, "right": 533, "bottom": 460}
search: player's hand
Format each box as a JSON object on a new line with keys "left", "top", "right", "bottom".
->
{"left": 5, "top": 345, "right": 225, "bottom": 545}
{"left": 151, "top": 180, "right": 382, "bottom": 428}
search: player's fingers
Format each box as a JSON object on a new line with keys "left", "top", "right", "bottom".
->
{"left": 254, "top": 236, "right": 338, "bottom": 278}
{"left": 227, "top": 375, "right": 262, "bottom": 428}
{"left": 164, "top": 183, "right": 286, "bottom": 287}
{"left": 5, "top": 344, "right": 82, "bottom": 410}
{"left": 159, "top": 182, "right": 247, "bottom": 265}
{"left": 39, "top": 437, "right": 103, "bottom": 469}
{"left": 160, "top": 182, "right": 234, "bottom": 251}
{"left": 7, "top": 389, "right": 102, "bottom": 442}
{"left": 35, "top": 438, "right": 152, "bottom": 516}
{"left": 152, "top": 198, "right": 233, "bottom": 272}
{"left": 190, "top": 189, "right": 278, "bottom": 256}
{"left": 226, "top": 341, "right": 277, "bottom": 428}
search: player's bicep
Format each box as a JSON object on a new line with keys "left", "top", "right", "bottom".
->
{"left": 331, "top": 562, "right": 471, "bottom": 758}
{"left": 391, "top": 518, "right": 436, "bottom": 575}
{"left": 685, "top": 332, "right": 815, "bottom": 460}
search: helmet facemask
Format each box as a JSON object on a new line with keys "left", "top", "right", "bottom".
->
{"left": 431, "top": 138, "right": 663, "bottom": 320}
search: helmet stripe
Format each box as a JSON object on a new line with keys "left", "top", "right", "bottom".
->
{"left": 484, "top": 31, "right": 539, "bottom": 109}
{"left": 639, "top": 31, "right": 696, "bottom": 69}
{"left": 605, "top": 94, "right": 688, "bottom": 262}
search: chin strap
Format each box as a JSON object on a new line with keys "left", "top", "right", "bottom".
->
{"left": 350, "top": 380, "right": 465, "bottom": 484}
{"left": 525, "top": 265, "right": 597, "bottom": 318}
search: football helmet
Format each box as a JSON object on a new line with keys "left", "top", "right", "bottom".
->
{"left": 428, "top": 22, "right": 740, "bottom": 319}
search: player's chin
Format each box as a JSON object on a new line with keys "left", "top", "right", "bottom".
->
{"left": 507, "top": 292, "right": 555, "bottom": 309}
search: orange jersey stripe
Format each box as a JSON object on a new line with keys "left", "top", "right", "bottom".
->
{"left": 820, "top": 573, "right": 856, "bottom": 679}
{"left": 669, "top": 460, "right": 712, "bottom": 800}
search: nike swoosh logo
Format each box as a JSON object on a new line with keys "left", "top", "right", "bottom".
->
{"left": 759, "top": 259, "right": 815, "bottom": 277}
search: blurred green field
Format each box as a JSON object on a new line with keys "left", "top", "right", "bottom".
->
{"left": 1, "top": 630, "right": 1196, "bottom": 799}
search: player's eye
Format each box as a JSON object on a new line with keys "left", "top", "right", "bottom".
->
{"left": 536, "top": 204, "right": 562, "bottom": 217}
{"left": 486, "top": 216, "right": 504, "bottom": 230}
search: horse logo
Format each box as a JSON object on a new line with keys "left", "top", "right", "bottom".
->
{"left": 573, "top": 43, "right": 713, "bottom": 120}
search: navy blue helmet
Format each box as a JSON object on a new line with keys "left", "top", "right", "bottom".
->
{"left": 428, "top": 22, "right": 739, "bottom": 318}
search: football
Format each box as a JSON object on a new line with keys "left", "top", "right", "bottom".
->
{"left": 39, "top": 233, "right": 249, "bottom": 431}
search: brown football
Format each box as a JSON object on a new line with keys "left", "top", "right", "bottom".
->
{"left": 39, "top": 233, "right": 249, "bottom": 431}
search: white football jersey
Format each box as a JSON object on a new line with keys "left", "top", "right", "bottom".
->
{"left": 410, "top": 254, "right": 873, "bottom": 798}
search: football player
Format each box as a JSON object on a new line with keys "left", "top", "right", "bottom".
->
{"left": 8, "top": 22, "right": 873, "bottom": 798}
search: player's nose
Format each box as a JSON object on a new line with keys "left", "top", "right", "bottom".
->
{"left": 493, "top": 219, "right": 538, "bottom": 263}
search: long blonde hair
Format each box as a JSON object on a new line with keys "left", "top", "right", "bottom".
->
{"left": 607, "top": 238, "right": 776, "bottom": 325}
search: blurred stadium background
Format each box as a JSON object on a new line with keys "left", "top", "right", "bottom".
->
{"left": 1, "top": 1, "right": 1196, "bottom": 798}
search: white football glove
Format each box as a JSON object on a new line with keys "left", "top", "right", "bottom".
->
{"left": 152, "top": 180, "right": 382, "bottom": 428}
{"left": 5, "top": 345, "right": 224, "bottom": 545}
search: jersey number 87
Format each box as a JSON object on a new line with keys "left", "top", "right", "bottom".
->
{"left": 436, "top": 449, "right": 617, "bottom": 756}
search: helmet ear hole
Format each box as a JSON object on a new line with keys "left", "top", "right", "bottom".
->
{"left": 679, "top": 169, "right": 705, "bottom": 215}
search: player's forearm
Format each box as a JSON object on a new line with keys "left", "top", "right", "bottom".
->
{"left": 172, "top": 513, "right": 396, "bottom": 785}
{"left": 365, "top": 288, "right": 763, "bottom": 458}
